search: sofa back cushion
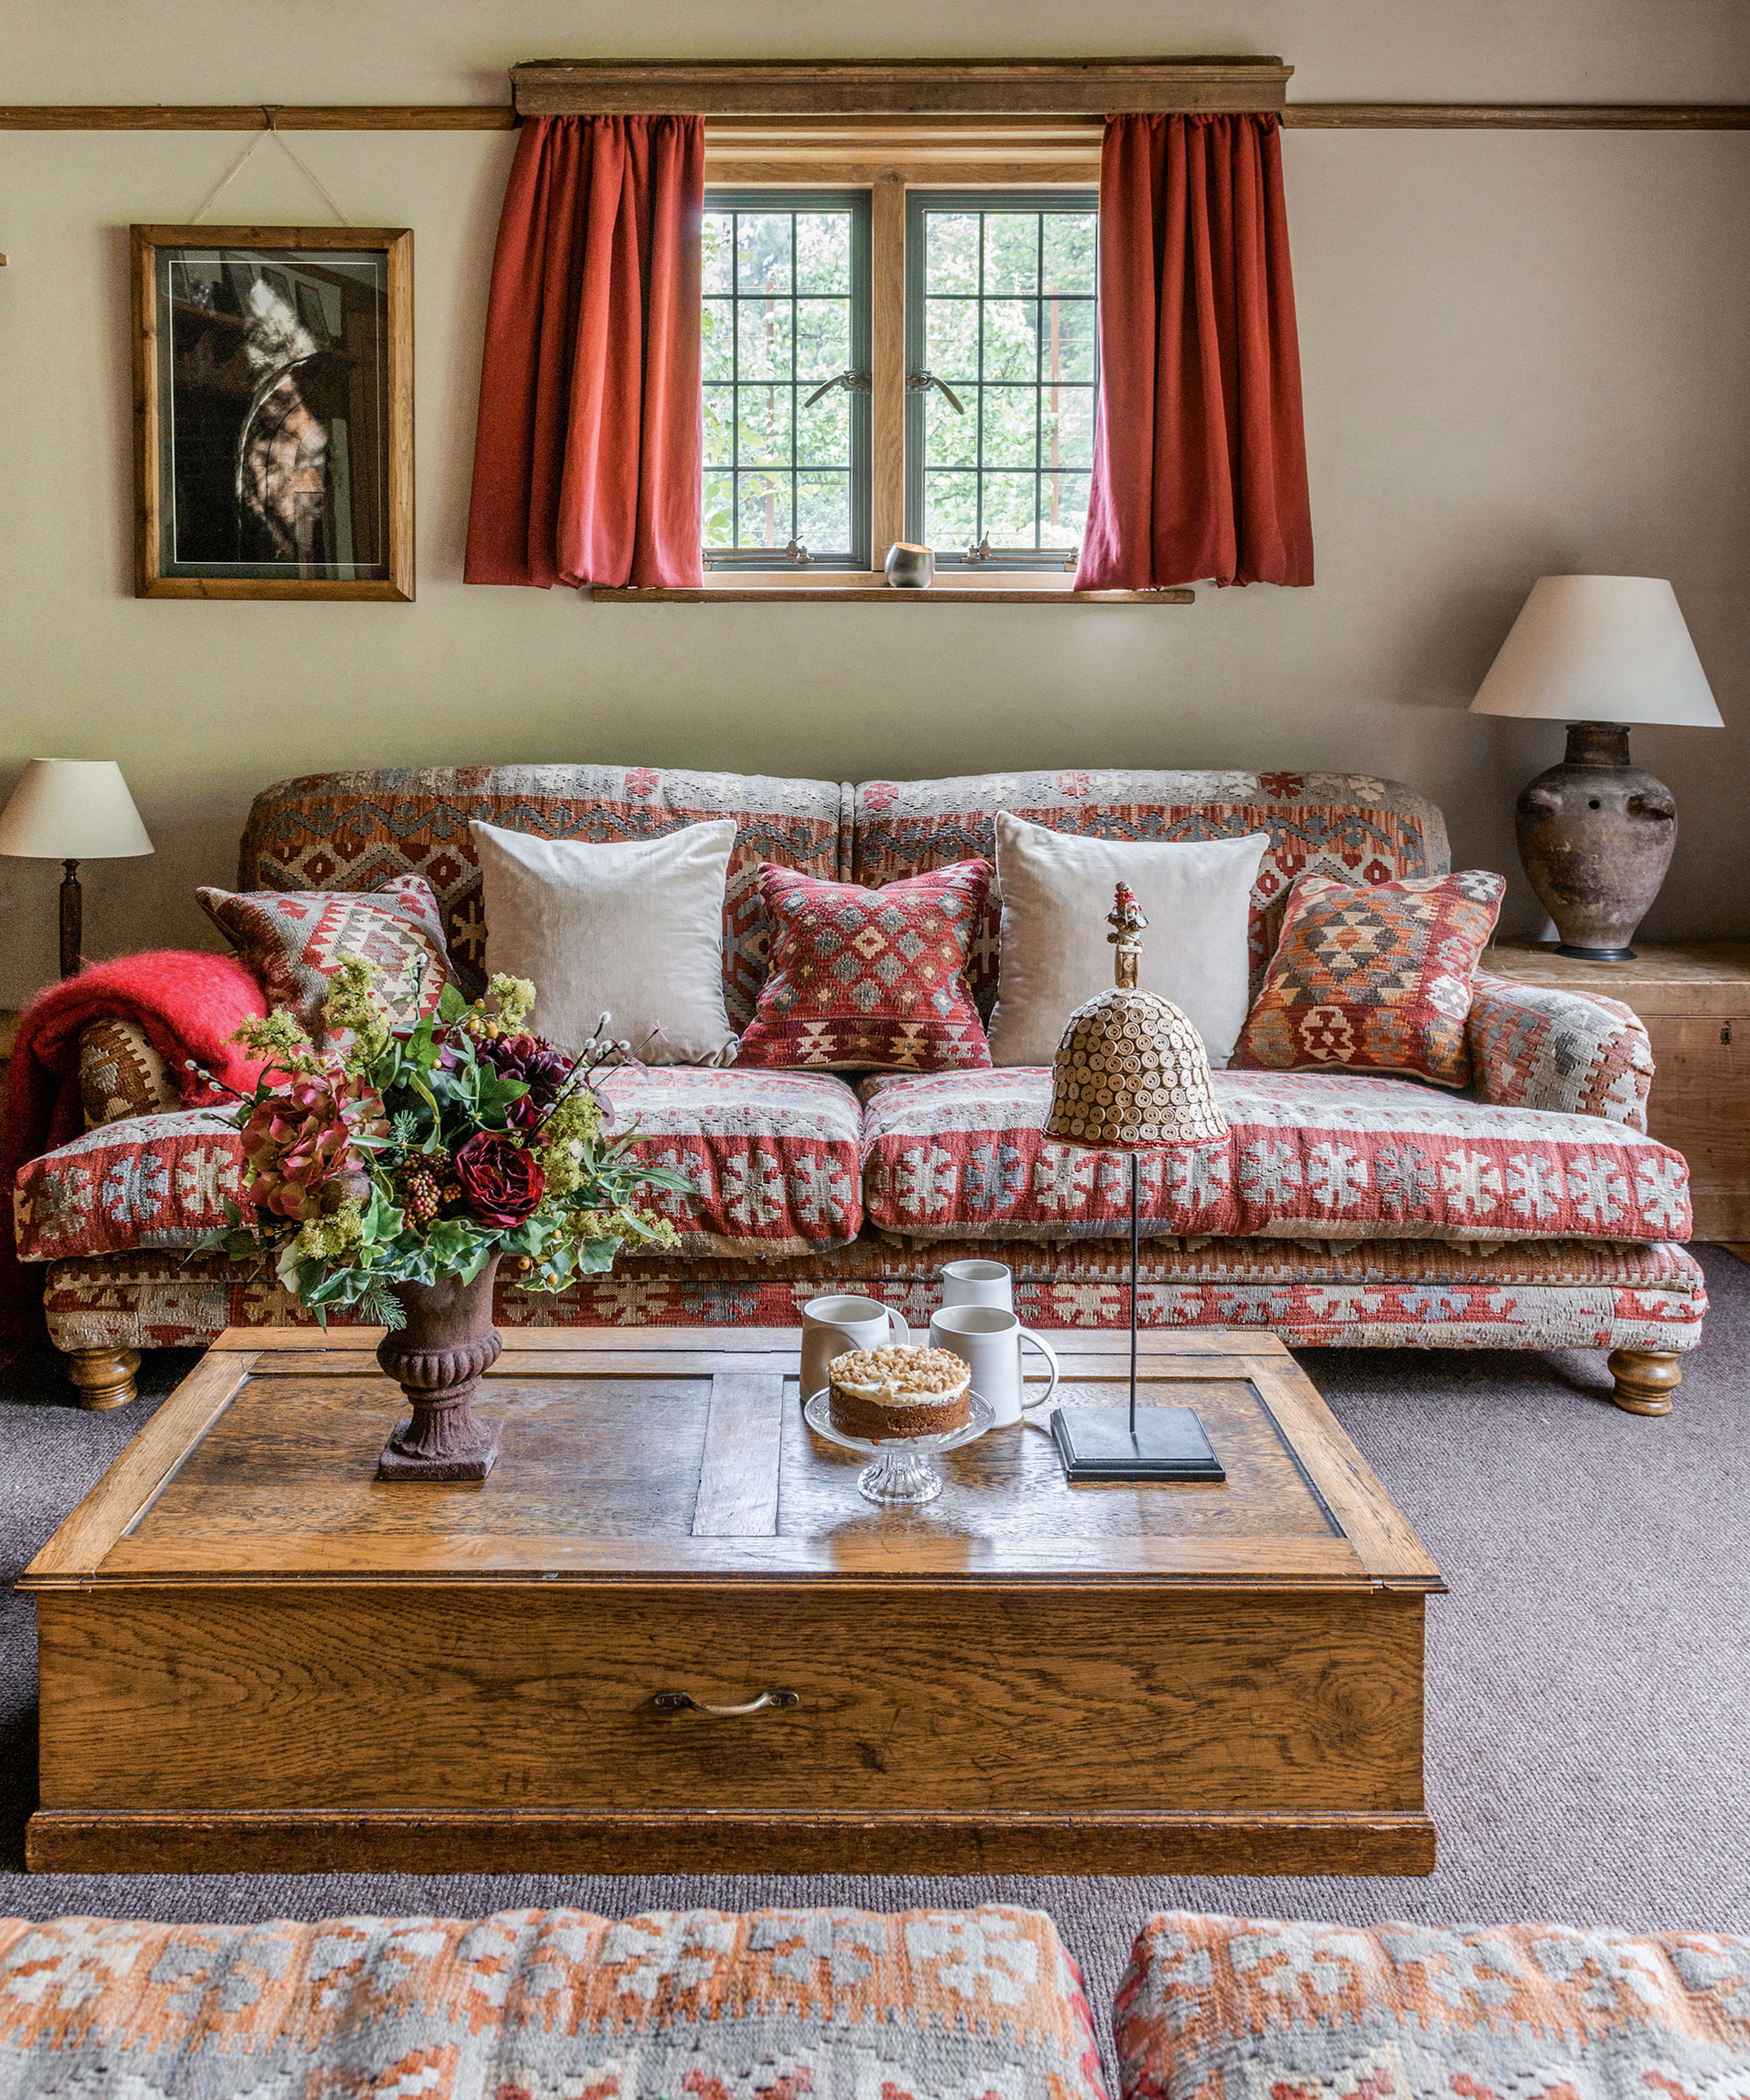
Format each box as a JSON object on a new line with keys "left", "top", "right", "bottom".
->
{"left": 237, "top": 766, "right": 850, "bottom": 1031}
{"left": 852, "top": 770, "right": 1452, "bottom": 1016}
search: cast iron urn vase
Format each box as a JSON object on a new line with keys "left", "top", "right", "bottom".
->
{"left": 375, "top": 1255, "right": 503, "bottom": 1482}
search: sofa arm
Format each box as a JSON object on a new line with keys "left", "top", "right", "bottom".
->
{"left": 1466, "top": 969, "right": 1653, "bottom": 1130}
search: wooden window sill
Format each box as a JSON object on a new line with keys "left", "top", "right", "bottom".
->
{"left": 592, "top": 578, "right": 1194, "bottom": 604}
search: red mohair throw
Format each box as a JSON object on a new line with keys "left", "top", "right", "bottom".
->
{"left": 1, "top": 951, "right": 269, "bottom": 1348}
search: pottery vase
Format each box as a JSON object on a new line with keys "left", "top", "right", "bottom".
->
{"left": 1514, "top": 722, "right": 1677, "bottom": 960}
{"left": 885, "top": 542, "right": 935, "bottom": 589}
{"left": 375, "top": 1254, "right": 503, "bottom": 1481}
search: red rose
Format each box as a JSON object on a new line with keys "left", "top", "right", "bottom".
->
{"left": 452, "top": 1130, "right": 546, "bottom": 1228}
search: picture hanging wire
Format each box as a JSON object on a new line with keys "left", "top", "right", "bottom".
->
{"left": 189, "top": 107, "right": 354, "bottom": 227}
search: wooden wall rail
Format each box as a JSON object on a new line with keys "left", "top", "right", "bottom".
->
{"left": 1284, "top": 103, "right": 1750, "bottom": 129}
{"left": 0, "top": 105, "right": 517, "bottom": 130}
{"left": 0, "top": 102, "right": 1747, "bottom": 133}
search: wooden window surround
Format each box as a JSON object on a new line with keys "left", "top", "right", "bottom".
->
{"left": 704, "top": 115, "right": 1114, "bottom": 595}
{"left": 514, "top": 60, "right": 1292, "bottom": 602}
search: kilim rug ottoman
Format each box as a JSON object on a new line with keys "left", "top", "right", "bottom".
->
{"left": 1115, "top": 1913, "right": 1750, "bottom": 2100}
{"left": 0, "top": 1905, "right": 1107, "bottom": 2100}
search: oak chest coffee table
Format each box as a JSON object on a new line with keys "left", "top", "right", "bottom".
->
{"left": 20, "top": 1325, "right": 1444, "bottom": 1875}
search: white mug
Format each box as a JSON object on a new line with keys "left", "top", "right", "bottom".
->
{"left": 940, "top": 1258, "right": 1014, "bottom": 1312}
{"left": 802, "top": 1294, "right": 910, "bottom": 1398}
{"left": 929, "top": 1304, "right": 1060, "bottom": 1430}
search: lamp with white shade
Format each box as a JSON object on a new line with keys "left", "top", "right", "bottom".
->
{"left": 1471, "top": 575, "right": 1722, "bottom": 960}
{"left": 0, "top": 761, "right": 154, "bottom": 977}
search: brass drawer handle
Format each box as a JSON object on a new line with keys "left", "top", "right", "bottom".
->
{"left": 653, "top": 1688, "right": 800, "bottom": 1717}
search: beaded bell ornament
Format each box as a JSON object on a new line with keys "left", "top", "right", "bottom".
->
{"left": 1039, "top": 883, "right": 1230, "bottom": 1482}
{"left": 1042, "top": 884, "right": 1228, "bottom": 1148}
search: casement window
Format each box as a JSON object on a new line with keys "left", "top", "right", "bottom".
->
{"left": 906, "top": 191, "right": 1097, "bottom": 570}
{"left": 702, "top": 191, "right": 872, "bottom": 570}
{"left": 700, "top": 179, "right": 1098, "bottom": 575}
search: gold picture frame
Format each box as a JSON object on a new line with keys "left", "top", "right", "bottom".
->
{"left": 132, "top": 224, "right": 413, "bottom": 600}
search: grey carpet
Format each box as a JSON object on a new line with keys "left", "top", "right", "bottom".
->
{"left": 4, "top": 1250, "right": 1747, "bottom": 2090}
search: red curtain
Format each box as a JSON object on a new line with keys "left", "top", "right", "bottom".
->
{"left": 465, "top": 114, "right": 704, "bottom": 590}
{"left": 1075, "top": 113, "right": 1313, "bottom": 592}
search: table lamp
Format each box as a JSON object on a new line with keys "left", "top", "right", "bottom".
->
{"left": 1470, "top": 576, "right": 1721, "bottom": 959}
{"left": 0, "top": 760, "right": 154, "bottom": 977}
{"left": 1040, "top": 884, "right": 1230, "bottom": 1482}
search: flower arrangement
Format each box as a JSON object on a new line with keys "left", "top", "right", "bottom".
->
{"left": 198, "top": 958, "right": 685, "bottom": 1327}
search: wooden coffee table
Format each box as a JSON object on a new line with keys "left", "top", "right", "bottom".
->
{"left": 20, "top": 1325, "right": 1443, "bottom": 1876}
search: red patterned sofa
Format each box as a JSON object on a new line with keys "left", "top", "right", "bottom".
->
{"left": 12, "top": 764, "right": 1705, "bottom": 1411}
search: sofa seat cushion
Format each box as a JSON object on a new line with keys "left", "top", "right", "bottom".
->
{"left": 0, "top": 1906, "right": 1108, "bottom": 2100}
{"left": 598, "top": 1066, "right": 864, "bottom": 1253}
{"left": 860, "top": 1068, "right": 1691, "bottom": 1245}
{"left": 13, "top": 1108, "right": 245, "bottom": 1264}
{"left": 1116, "top": 1912, "right": 1750, "bottom": 2100}
{"left": 45, "top": 1235, "right": 1706, "bottom": 1355}
{"left": 14, "top": 1070, "right": 864, "bottom": 1266}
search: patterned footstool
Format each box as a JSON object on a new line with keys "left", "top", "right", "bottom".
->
{"left": 0, "top": 1905, "right": 1107, "bottom": 2100}
{"left": 1115, "top": 1913, "right": 1750, "bottom": 2100}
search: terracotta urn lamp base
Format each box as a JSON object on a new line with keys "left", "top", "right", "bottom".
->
{"left": 1515, "top": 722, "right": 1676, "bottom": 962}
{"left": 375, "top": 1256, "right": 503, "bottom": 1483}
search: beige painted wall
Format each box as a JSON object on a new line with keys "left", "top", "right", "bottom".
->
{"left": 1, "top": 0, "right": 1746, "bottom": 1004}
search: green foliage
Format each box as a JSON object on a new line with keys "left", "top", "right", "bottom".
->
{"left": 217, "top": 956, "right": 691, "bottom": 1322}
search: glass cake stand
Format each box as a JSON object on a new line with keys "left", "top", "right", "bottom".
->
{"left": 802, "top": 1390, "right": 996, "bottom": 1506}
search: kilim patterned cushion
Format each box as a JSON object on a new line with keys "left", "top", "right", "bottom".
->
{"left": 198, "top": 874, "right": 451, "bottom": 1042}
{"left": 76, "top": 1018, "right": 180, "bottom": 1130}
{"left": 1115, "top": 1912, "right": 1750, "bottom": 2100}
{"left": 0, "top": 1905, "right": 1109, "bottom": 2100}
{"left": 850, "top": 770, "right": 1452, "bottom": 1017}
{"left": 736, "top": 858, "right": 994, "bottom": 1072}
{"left": 1469, "top": 968, "right": 1654, "bottom": 1131}
{"left": 14, "top": 1068, "right": 865, "bottom": 1266}
{"left": 595, "top": 1064, "right": 864, "bottom": 1253}
{"left": 858, "top": 1067, "right": 1690, "bottom": 1245}
{"left": 1236, "top": 869, "right": 1506, "bottom": 1088}
{"left": 43, "top": 1234, "right": 1708, "bottom": 1356}
{"left": 236, "top": 766, "right": 849, "bottom": 1029}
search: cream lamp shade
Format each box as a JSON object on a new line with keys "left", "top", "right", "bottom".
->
{"left": 1470, "top": 575, "right": 1721, "bottom": 727}
{"left": 0, "top": 760, "right": 154, "bottom": 860}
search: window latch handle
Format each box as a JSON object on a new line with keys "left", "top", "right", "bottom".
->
{"left": 784, "top": 538, "right": 813, "bottom": 566}
{"left": 802, "top": 370, "right": 871, "bottom": 408}
{"left": 907, "top": 369, "right": 966, "bottom": 415}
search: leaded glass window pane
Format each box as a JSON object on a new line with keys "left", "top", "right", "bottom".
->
{"left": 906, "top": 192, "right": 1098, "bottom": 566}
{"left": 701, "top": 192, "right": 871, "bottom": 568}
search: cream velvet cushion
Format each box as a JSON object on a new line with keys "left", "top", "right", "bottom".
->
{"left": 469, "top": 818, "right": 739, "bottom": 1066}
{"left": 988, "top": 815, "right": 1269, "bottom": 1068}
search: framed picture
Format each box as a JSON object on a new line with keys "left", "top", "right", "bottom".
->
{"left": 131, "top": 225, "right": 413, "bottom": 601}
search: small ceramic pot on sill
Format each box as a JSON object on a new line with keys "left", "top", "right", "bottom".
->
{"left": 885, "top": 543, "right": 934, "bottom": 590}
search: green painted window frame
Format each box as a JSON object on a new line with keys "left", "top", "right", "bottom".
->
{"left": 702, "top": 187, "right": 872, "bottom": 571}
{"left": 904, "top": 187, "right": 1099, "bottom": 571}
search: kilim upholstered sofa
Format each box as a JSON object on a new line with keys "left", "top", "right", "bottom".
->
{"left": 12, "top": 765, "right": 1705, "bottom": 1410}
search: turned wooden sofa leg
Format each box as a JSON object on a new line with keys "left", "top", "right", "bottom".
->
{"left": 64, "top": 1347, "right": 141, "bottom": 1410}
{"left": 1607, "top": 1348, "right": 1683, "bottom": 1417}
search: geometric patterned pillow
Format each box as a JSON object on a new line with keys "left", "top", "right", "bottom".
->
{"left": 1234, "top": 868, "right": 1505, "bottom": 1088}
{"left": 197, "top": 874, "right": 451, "bottom": 1046}
{"left": 734, "top": 858, "right": 995, "bottom": 1073}
{"left": 78, "top": 1017, "right": 183, "bottom": 1129}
